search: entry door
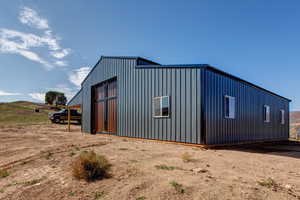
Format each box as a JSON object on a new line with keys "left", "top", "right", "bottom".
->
{"left": 94, "top": 79, "right": 117, "bottom": 133}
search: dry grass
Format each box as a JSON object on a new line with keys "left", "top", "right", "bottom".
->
{"left": 258, "top": 178, "right": 277, "bottom": 188}
{"left": 72, "top": 150, "right": 111, "bottom": 181}
{"left": 181, "top": 152, "right": 193, "bottom": 163}
{"left": 23, "top": 177, "right": 46, "bottom": 186}
{"left": 0, "top": 169, "right": 9, "bottom": 178}
{"left": 93, "top": 191, "right": 105, "bottom": 199}
{"left": 0, "top": 101, "right": 51, "bottom": 125}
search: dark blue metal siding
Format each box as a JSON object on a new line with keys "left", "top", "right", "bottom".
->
{"left": 203, "top": 69, "right": 290, "bottom": 145}
{"left": 81, "top": 58, "right": 203, "bottom": 144}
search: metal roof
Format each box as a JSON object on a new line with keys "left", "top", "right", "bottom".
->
{"left": 80, "top": 56, "right": 291, "bottom": 102}
{"left": 203, "top": 66, "right": 291, "bottom": 102}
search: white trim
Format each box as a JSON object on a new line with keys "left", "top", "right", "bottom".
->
{"left": 224, "top": 95, "right": 235, "bottom": 119}
{"left": 280, "top": 109, "right": 285, "bottom": 125}
{"left": 264, "top": 105, "right": 270, "bottom": 123}
{"left": 152, "top": 96, "right": 170, "bottom": 118}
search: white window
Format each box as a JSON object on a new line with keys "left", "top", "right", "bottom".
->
{"left": 153, "top": 96, "right": 170, "bottom": 118}
{"left": 224, "top": 95, "right": 235, "bottom": 119}
{"left": 264, "top": 105, "right": 270, "bottom": 122}
{"left": 280, "top": 109, "right": 285, "bottom": 125}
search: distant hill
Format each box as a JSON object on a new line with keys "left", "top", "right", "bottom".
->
{"left": 290, "top": 111, "right": 300, "bottom": 123}
{"left": 290, "top": 111, "right": 300, "bottom": 139}
{"left": 0, "top": 101, "right": 53, "bottom": 126}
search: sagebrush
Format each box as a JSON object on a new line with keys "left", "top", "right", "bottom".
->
{"left": 72, "top": 151, "right": 111, "bottom": 181}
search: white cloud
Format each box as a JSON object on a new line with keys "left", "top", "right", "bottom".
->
{"left": 28, "top": 93, "right": 45, "bottom": 102}
{"left": 0, "top": 90, "right": 22, "bottom": 96}
{"left": 0, "top": 7, "right": 71, "bottom": 69}
{"left": 51, "top": 48, "right": 71, "bottom": 59}
{"left": 19, "top": 49, "right": 52, "bottom": 68}
{"left": 0, "top": 30, "right": 53, "bottom": 69}
{"left": 54, "top": 60, "right": 67, "bottom": 67}
{"left": 19, "top": 6, "right": 49, "bottom": 30}
{"left": 68, "top": 67, "right": 91, "bottom": 88}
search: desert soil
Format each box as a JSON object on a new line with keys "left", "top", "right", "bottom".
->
{"left": 0, "top": 124, "right": 300, "bottom": 200}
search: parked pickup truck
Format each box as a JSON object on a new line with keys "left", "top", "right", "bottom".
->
{"left": 48, "top": 109, "right": 81, "bottom": 124}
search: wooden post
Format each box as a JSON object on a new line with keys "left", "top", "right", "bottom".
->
{"left": 68, "top": 106, "right": 71, "bottom": 132}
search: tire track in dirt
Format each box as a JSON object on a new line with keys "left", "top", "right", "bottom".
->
{"left": 0, "top": 142, "right": 108, "bottom": 170}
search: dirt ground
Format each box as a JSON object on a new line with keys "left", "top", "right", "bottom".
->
{"left": 0, "top": 124, "right": 300, "bottom": 200}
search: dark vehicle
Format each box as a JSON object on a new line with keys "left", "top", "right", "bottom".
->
{"left": 48, "top": 109, "right": 81, "bottom": 124}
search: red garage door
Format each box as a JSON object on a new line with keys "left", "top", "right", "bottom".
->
{"left": 93, "top": 79, "right": 117, "bottom": 133}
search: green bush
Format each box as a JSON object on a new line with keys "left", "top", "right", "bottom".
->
{"left": 169, "top": 181, "right": 185, "bottom": 194}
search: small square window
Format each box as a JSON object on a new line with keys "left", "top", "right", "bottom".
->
{"left": 153, "top": 96, "right": 170, "bottom": 118}
{"left": 264, "top": 105, "right": 270, "bottom": 123}
{"left": 224, "top": 95, "right": 235, "bottom": 119}
{"left": 280, "top": 109, "right": 285, "bottom": 125}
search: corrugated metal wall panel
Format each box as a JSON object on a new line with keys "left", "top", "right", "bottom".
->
{"left": 203, "top": 69, "right": 290, "bottom": 145}
{"left": 82, "top": 57, "right": 202, "bottom": 144}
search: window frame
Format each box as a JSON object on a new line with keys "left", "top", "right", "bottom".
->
{"left": 263, "top": 105, "right": 270, "bottom": 123}
{"left": 152, "top": 96, "right": 170, "bottom": 118}
{"left": 280, "top": 109, "right": 285, "bottom": 125}
{"left": 224, "top": 95, "right": 235, "bottom": 119}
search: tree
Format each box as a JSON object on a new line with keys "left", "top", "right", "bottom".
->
{"left": 55, "top": 95, "right": 67, "bottom": 106}
{"left": 45, "top": 91, "right": 67, "bottom": 105}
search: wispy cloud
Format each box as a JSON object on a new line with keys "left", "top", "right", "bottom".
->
{"left": 51, "top": 49, "right": 71, "bottom": 59}
{"left": 54, "top": 60, "right": 67, "bottom": 67}
{"left": 28, "top": 93, "right": 45, "bottom": 102}
{"left": 68, "top": 67, "right": 91, "bottom": 88}
{"left": 0, "top": 90, "right": 22, "bottom": 96}
{"left": 19, "top": 7, "right": 49, "bottom": 30}
{"left": 0, "top": 6, "right": 71, "bottom": 69}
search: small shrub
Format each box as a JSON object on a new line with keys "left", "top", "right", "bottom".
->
{"left": 155, "top": 164, "right": 175, "bottom": 171}
{"left": 181, "top": 152, "right": 193, "bottom": 163}
{"left": 258, "top": 178, "right": 277, "bottom": 188}
{"left": 72, "top": 151, "right": 111, "bottom": 181}
{"left": 130, "top": 160, "right": 138, "bottom": 163}
{"left": 169, "top": 181, "right": 185, "bottom": 194}
{"left": 0, "top": 189, "right": 4, "bottom": 193}
{"left": 136, "top": 196, "right": 146, "bottom": 200}
{"left": 93, "top": 191, "right": 105, "bottom": 199}
{"left": 69, "top": 151, "right": 76, "bottom": 157}
{"left": 44, "top": 152, "right": 53, "bottom": 160}
{"left": 119, "top": 148, "right": 128, "bottom": 151}
{"left": 23, "top": 177, "right": 45, "bottom": 186}
{"left": 68, "top": 191, "right": 76, "bottom": 196}
{"left": 0, "top": 169, "right": 9, "bottom": 178}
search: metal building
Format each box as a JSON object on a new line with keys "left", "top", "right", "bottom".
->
{"left": 68, "top": 56, "right": 291, "bottom": 145}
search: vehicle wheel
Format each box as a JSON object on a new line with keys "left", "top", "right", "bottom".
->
{"left": 54, "top": 118, "right": 61, "bottom": 123}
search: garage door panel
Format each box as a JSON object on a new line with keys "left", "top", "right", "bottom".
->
{"left": 95, "top": 101, "right": 105, "bottom": 133}
{"left": 107, "top": 98, "right": 117, "bottom": 133}
{"left": 93, "top": 78, "right": 117, "bottom": 134}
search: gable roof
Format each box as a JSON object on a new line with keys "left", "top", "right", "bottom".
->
{"left": 81, "top": 56, "right": 159, "bottom": 86}
{"left": 79, "top": 56, "right": 291, "bottom": 102}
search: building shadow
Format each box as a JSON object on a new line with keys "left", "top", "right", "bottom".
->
{"left": 211, "top": 140, "right": 300, "bottom": 159}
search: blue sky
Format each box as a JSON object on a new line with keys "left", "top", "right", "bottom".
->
{"left": 0, "top": 1, "right": 299, "bottom": 110}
